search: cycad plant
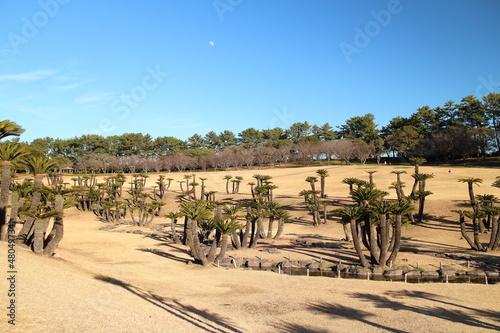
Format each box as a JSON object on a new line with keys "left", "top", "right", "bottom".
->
{"left": 316, "top": 169, "right": 330, "bottom": 198}
{"left": 334, "top": 184, "right": 413, "bottom": 267}
{"left": 213, "top": 218, "right": 243, "bottom": 262}
{"left": 458, "top": 177, "right": 483, "bottom": 212}
{"left": 0, "top": 142, "right": 29, "bottom": 240}
{"left": 333, "top": 205, "right": 369, "bottom": 267}
{"left": 18, "top": 206, "right": 63, "bottom": 255}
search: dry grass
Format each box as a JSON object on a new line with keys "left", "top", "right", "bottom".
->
{"left": 1, "top": 164, "right": 500, "bottom": 332}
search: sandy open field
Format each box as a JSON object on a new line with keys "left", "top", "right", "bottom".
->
{"left": 1, "top": 164, "right": 500, "bottom": 332}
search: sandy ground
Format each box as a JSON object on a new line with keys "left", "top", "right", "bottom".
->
{"left": 1, "top": 164, "right": 500, "bottom": 332}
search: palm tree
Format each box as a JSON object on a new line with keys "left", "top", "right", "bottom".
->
{"left": 165, "top": 212, "right": 182, "bottom": 244}
{"left": 247, "top": 181, "right": 256, "bottom": 199}
{"left": 316, "top": 169, "right": 330, "bottom": 198}
{"left": 475, "top": 194, "right": 497, "bottom": 231}
{"left": 223, "top": 175, "right": 233, "bottom": 194}
{"left": 0, "top": 120, "right": 25, "bottom": 141}
{"left": 390, "top": 170, "right": 407, "bottom": 199}
{"left": 305, "top": 176, "right": 319, "bottom": 194}
{"left": 492, "top": 176, "right": 500, "bottom": 188}
{"left": 43, "top": 193, "right": 67, "bottom": 256}
{"left": 223, "top": 205, "right": 243, "bottom": 248}
{"left": 199, "top": 177, "right": 207, "bottom": 197}
{"left": 165, "top": 177, "right": 174, "bottom": 191}
{"left": 458, "top": 178, "right": 483, "bottom": 212}
{"left": 19, "top": 207, "right": 62, "bottom": 255}
{"left": 390, "top": 170, "right": 407, "bottom": 182}
{"left": 390, "top": 181, "right": 406, "bottom": 200}
{"left": 23, "top": 155, "right": 58, "bottom": 176}
{"left": 341, "top": 177, "right": 361, "bottom": 194}
{"left": 179, "top": 200, "right": 213, "bottom": 265}
{"left": 273, "top": 209, "right": 290, "bottom": 239}
{"left": 265, "top": 201, "right": 281, "bottom": 238}
{"left": 366, "top": 170, "right": 377, "bottom": 185}
{"left": 481, "top": 206, "right": 500, "bottom": 251}
{"left": 463, "top": 210, "right": 486, "bottom": 251}
{"left": 412, "top": 173, "right": 434, "bottom": 223}
{"left": 0, "top": 142, "right": 29, "bottom": 241}
{"left": 387, "top": 200, "right": 415, "bottom": 264}
{"left": 333, "top": 206, "right": 369, "bottom": 267}
{"left": 409, "top": 157, "right": 426, "bottom": 174}
{"left": 451, "top": 210, "right": 477, "bottom": 250}
{"left": 183, "top": 174, "right": 192, "bottom": 194}
{"left": 351, "top": 187, "right": 387, "bottom": 207}
{"left": 189, "top": 181, "right": 199, "bottom": 200}
{"left": 15, "top": 157, "right": 55, "bottom": 245}
{"left": 213, "top": 218, "right": 243, "bottom": 262}
{"left": 369, "top": 200, "right": 395, "bottom": 266}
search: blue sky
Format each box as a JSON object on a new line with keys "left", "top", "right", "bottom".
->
{"left": 1, "top": 0, "right": 499, "bottom": 143}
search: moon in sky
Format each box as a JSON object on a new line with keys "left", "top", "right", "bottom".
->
{"left": 209, "top": 41, "right": 215, "bottom": 46}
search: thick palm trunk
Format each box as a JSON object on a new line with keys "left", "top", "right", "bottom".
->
{"left": 487, "top": 216, "right": 500, "bottom": 251}
{"left": 343, "top": 223, "right": 351, "bottom": 242}
{"left": 274, "top": 218, "right": 284, "bottom": 239}
{"left": 249, "top": 218, "right": 259, "bottom": 248}
{"left": 468, "top": 183, "right": 478, "bottom": 212}
{"left": 207, "top": 240, "right": 218, "bottom": 263}
{"left": 350, "top": 220, "right": 369, "bottom": 267}
{"left": 241, "top": 208, "right": 252, "bottom": 248}
{"left": 231, "top": 230, "right": 241, "bottom": 249}
{"left": 410, "top": 178, "right": 418, "bottom": 197}
{"left": 459, "top": 215, "right": 478, "bottom": 250}
{"left": 369, "top": 223, "right": 380, "bottom": 265}
{"left": 215, "top": 234, "right": 229, "bottom": 262}
{"left": 417, "top": 197, "right": 426, "bottom": 223}
{"left": 361, "top": 222, "right": 371, "bottom": 250}
{"left": 189, "top": 220, "right": 209, "bottom": 266}
{"left": 491, "top": 219, "right": 500, "bottom": 250}
{"left": 43, "top": 194, "right": 64, "bottom": 256}
{"left": 32, "top": 218, "right": 48, "bottom": 255}
{"left": 182, "top": 216, "right": 189, "bottom": 245}
{"left": 378, "top": 215, "right": 389, "bottom": 266}
{"left": 9, "top": 192, "right": 20, "bottom": 226}
{"left": 320, "top": 178, "right": 326, "bottom": 198}
{"left": 266, "top": 217, "right": 274, "bottom": 238}
{"left": 16, "top": 191, "right": 41, "bottom": 245}
{"left": 472, "top": 218, "right": 484, "bottom": 251}
{"left": 170, "top": 218, "right": 181, "bottom": 244}
{"left": 0, "top": 161, "right": 11, "bottom": 241}
{"left": 387, "top": 215, "right": 402, "bottom": 265}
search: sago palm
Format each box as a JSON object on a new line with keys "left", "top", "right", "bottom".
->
{"left": 333, "top": 205, "right": 369, "bottom": 267}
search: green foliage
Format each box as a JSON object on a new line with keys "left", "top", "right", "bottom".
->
{"left": 0, "top": 120, "right": 25, "bottom": 140}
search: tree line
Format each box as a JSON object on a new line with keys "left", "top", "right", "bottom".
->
{"left": 5, "top": 92, "right": 500, "bottom": 173}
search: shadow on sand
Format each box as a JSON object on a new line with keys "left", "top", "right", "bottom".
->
{"left": 94, "top": 275, "right": 244, "bottom": 333}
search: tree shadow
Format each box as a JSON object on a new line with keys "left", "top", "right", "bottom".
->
{"left": 307, "top": 302, "right": 407, "bottom": 333}
{"left": 349, "top": 291, "right": 500, "bottom": 331}
{"left": 415, "top": 215, "right": 460, "bottom": 232}
{"left": 272, "top": 243, "right": 360, "bottom": 266}
{"left": 272, "top": 322, "right": 331, "bottom": 333}
{"left": 137, "top": 248, "right": 191, "bottom": 264}
{"left": 399, "top": 237, "right": 463, "bottom": 254}
{"left": 94, "top": 275, "right": 244, "bottom": 333}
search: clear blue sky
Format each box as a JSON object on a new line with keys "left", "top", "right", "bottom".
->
{"left": 1, "top": 0, "right": 499, "bottom": 143}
